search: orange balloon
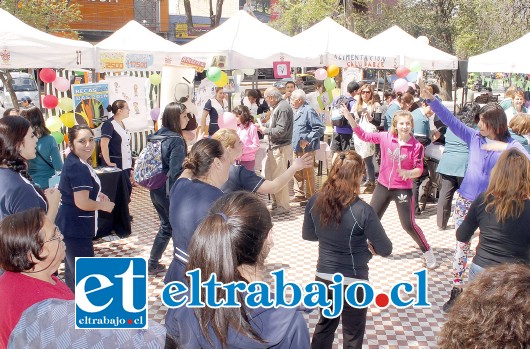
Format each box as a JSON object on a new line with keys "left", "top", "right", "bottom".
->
{"left": 63, "top": 134, "right": 69, "bottom": 143}
{"left": 327, "top": 65, "right": 340, "bottom": 78}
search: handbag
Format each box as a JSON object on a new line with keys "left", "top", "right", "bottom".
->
{"left": 353, "top": 115, "right": 376, "bottom": 158}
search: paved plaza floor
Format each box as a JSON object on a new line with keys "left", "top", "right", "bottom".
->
{"left": 91, "top": 172, "right": 470, "bottom": 349}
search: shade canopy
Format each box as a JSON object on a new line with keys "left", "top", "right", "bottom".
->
{"left": 181, "top": 10, "right": 310, "bottom": 69}
{"left": 0, "top": 8, "right": 94, "bottom": 69}
{"left": 468, "top": 32, "right": 530, "bottom": 73}
{"left": 292, "top": 17, "right": 398, "bottom": 69}
{"left": 368, "top": 26, "right": 457, "bottom": 70}
{"left": 95, "top": 20, "right": 185, "bottom": 72}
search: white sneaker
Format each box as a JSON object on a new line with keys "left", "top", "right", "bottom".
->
{"left": 270, "top": 206, "right": 290, "bottom": 216}
{"left": 423, "top": 249, "right": 438, "bottom": 269}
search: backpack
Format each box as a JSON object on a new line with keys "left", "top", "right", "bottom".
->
{"left": 133, "top": 135, "right": 178, "bottom": 190}
{"left": 331, "top": 95, "right": 354, "bottom": 128}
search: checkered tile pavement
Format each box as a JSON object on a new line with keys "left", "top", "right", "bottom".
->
{"left": 90, "top": 170, "right": 475, "bottom": 349}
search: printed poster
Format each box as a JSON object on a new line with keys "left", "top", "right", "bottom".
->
{"left": 72, "top": 83, "right": 109, "bottom": 128}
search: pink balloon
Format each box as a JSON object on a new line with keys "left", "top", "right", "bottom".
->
{"left": 220, "top": 112, "right": 238, "bottom": 130}
{"left": 394, "top": 78, "right": 409, "bottom": 93}
{"left": 315, "top": 68, "right": 328, "bottom": 80}
{"left": 53, "top": 77, "right": 70, "bottom": 92}
{"left": 396, "top": 66, "right": 410, "bottom": 79}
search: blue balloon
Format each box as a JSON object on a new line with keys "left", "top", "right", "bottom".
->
{"left": 406, "top": 71, "right": 418, "bottom": 82}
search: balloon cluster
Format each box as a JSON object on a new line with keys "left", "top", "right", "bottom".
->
{"left": 314, "top": 65, "right": 340, "bottom": 91}
{"left": 206, "top": 67, "right": 233, "bottom": 88}
{"left": 39, "top": 68, "right": 81, "bottom": 144}
{"left": 393, "top": 61, "right": 422, "bottom": 93}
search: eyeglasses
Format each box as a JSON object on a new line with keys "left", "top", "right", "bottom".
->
{"left": 361, "top": 91, "right": 371, "bottom": 94}
{"left": 42, "top": 227, "right": 62, "bottom": 245}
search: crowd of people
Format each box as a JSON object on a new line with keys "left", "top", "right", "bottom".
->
{"left": 0, "top": 75, "right": 529, "bottom": 349}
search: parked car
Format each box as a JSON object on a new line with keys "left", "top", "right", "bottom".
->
{"left": 0, "top": 72, "right": 41, "bottom": 109}
{"left": 295, "top": 74, "right": 317, "bottom": 93}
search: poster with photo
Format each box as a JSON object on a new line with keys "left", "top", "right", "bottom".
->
{"left": 224, "top": 76, "right": 239, "bottom": 93}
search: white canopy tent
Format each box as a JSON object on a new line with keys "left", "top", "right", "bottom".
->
{"left": 292, "top": 17, "right": 398, "bottom": 69}
{"left": 468, "top": 32, "right": 530, "bottom": 73}
{"left": 368, "top": 26, "right": 457, "bottom": 70}
{"left": 0, "top": 8, "right": 94, "bottom": 69}
{"left": 181, "top": 10, "right": 311, "bottom": 69}
{"left": 95, "top": 20, "right": 185, "bottom": 72}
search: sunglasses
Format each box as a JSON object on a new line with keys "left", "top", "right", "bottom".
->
{"left": 361, "top": 91, "right": 371, "bottom": 94}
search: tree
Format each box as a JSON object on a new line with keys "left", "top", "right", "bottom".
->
{"left": 0, "top": 0, "right": 82, "bottom": 38}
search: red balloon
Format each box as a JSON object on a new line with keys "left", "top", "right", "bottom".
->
{"left": 396, "top": 66, "right": 411, "bottom": 79}
{"left": 42, "top": 95, "right": 59, "bottom": 109}
{"left": 39, "top": 68, "right": 56, "bottom": 83}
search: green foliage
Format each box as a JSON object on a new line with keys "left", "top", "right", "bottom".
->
{"left": 0, "top": 0, "right": 81, "bottom": 38}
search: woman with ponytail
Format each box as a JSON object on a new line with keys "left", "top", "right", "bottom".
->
{"left": 166, "top": 191, "right": 310, "bottom": 349}
{"left": 165, "top": 138, "right": 231, "bottom": 284}
{"left": 302, "top": 150, "right": 392, "bottom": 349}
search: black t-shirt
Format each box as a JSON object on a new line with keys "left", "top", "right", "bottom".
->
{"left": 456, "top": 193, "right": 530, "bottom": 268}
{"left": 302, "top": 195, "right": 392, "bottom": 279}
{"left": 221, "top": 165, "right": 265, "bottom": 194}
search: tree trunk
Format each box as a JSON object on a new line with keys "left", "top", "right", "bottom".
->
{"left": 438, "top": 70, "right": 453, "bottom": 101}
{"left": 214, "top": 0, "right": 224, "bottom": 27}
{"left": 183, "top": 0, "right": 193, "bottom": 29}
{"left": 0, "top": 71, "right": 20, "bottom": 110}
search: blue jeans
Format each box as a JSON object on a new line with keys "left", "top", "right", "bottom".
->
{"left": 148, "top": 185, "right": 172, "bottom": 268}
{"left": 468, "top": 263, "right": 485, "bottom": 282}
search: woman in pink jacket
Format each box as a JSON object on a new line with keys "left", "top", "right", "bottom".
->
{"left": 233, "top": 105, "right": 260, "bottom": 171}
{"left": 341, "top": 105, "right": 436, "bottom": 269}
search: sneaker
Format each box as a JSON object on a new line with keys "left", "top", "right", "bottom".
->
{"left": 148, "top": 263, "right": 166, "bottom": 275}
{"left": 363, "top": 181, "right": 375, "bottom": 194}
{"left": 270, "top": 206, "right": 290, "bottom": 216}
{"left": 423, "top": 249, "right": 438, "bottom": 269}
{"left": 442, "top": 286, "right": 463, "bottom": 313}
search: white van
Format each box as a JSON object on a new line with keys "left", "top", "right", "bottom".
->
{"left": 0, "top": 72, "right": 41, "bottom": 109}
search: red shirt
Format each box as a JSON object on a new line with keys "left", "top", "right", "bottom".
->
{"left": 0, "top": 271, "right": 74, "bottom": 348}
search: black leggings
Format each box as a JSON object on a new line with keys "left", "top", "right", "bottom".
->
{"left": 370, "top": 183, "right": 430, "bottom": 252}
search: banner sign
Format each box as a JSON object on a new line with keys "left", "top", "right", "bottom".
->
{"left": 125, "top": 54, "right": 154, "bottom": 70}
{"left": 332, "top": 54, "right": 398, "bottom": 69}
{"left": 99, "top": 51, "right": 124, "bottom": 71}
{"left": 180, "top": 56, "right": 206, "bottom": 72}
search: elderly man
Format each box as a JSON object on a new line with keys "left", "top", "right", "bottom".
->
{"left": 290, "top": 89, "right": 324, "bottom": 203}
{"left": 259, "top": 87, "right": 293, "bottom": 216}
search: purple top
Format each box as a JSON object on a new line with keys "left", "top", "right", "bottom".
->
{"left": 427, "top": 98, "right": 530, "bottom": 201}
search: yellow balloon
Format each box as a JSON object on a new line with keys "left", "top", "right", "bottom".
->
{"left": 60, "top": 112, "right": 75, "bottom": 128}
{"left": 45, "top": 116, "right": 62, "bottom": 132}
{"left": 214, "top": 72, "right": 228, "bottom": 87}
{"left": 58, "top": 97, "right": 74, "bottom": 112}
{"left": 327, "top": 65, "right": 340, "bottom": 78}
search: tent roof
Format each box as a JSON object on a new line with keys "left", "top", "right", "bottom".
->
{"left": 369, "top": 26, "right": 457, "bottom": 70}
{"left": 0, "top": 8, "right": 94, "bottom": 69}
{"left": 96, "top": 21, "right": 182, "bottom": 53}
{"left": 95, "top": 20, "right": 185, "bottom": 71}
{"left": 293, "top": 17, "right": 367, "bottom": 54}
{"left": 181, "top": 10, "right": 308, "bottom": 69}
{"left": 292, "top": 17, "right": 398, "bottom": 68}
{"left": 468, "top": 32, "right": 530, "bottom": 73}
